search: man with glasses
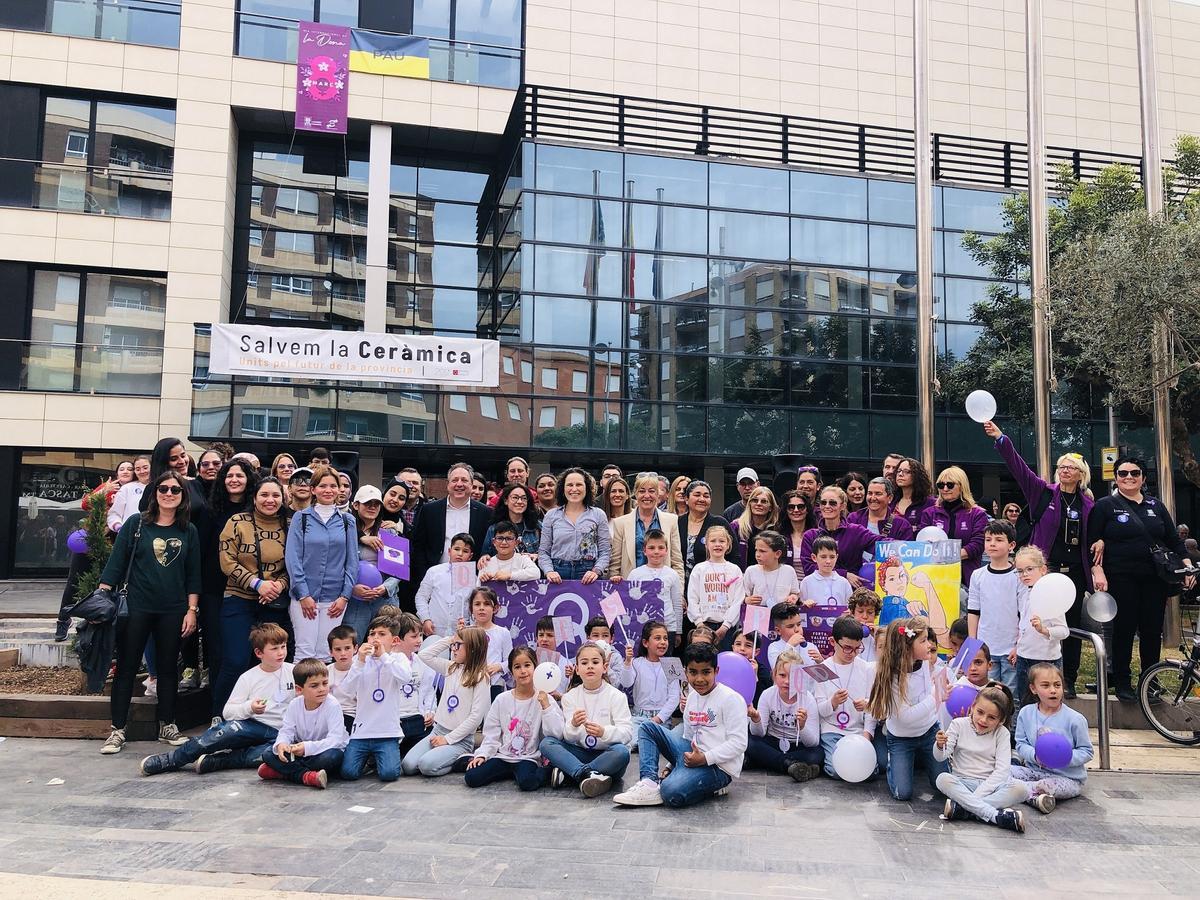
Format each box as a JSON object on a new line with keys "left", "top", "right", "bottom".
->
{"left": 410, "top": 462, "right": 491, "bottom": 590}
{"left": 723, "top": 467, "right": 759, "bottom": 521}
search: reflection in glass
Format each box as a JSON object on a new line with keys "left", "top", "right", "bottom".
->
{"left": 626, "top": 202, "right": 707, "bottom": 255}
{"left": 791, "top": 218, "right": 868, "bottom": 267}
{"left": 791, "top": 170, "right": 867, "bottom": 220}
{"left": 533, "top": 194, "right": 622, "bottom": 246}
{"left": 867, "top": 179, "right": 915, "bottom": 225}
{"left": 941, "top": 186, "right": 1010, "bottom": 233}
{"left": 868, "top": 225, "right": 916, "bottom": 271}
{"left": 533, "top": 244, "right": 621, "bottom": 298}
{"left": 709, "top": 210, "right": 788, "bottom": 260}
{"left": 627, "top": 253, "right": 707, "bottom": 302}
{"left": 624, "top": 154, "right": 708, "bottom": 206}
{"left": 535, "top": 145, "right": 623, "bottom": 197}
{"left": 709, "top": 162, "right": 787, "bottom": 213}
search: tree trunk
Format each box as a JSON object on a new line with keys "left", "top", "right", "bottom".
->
{"left": 1171, "top": 414, "right": 1200, "bottom": 490}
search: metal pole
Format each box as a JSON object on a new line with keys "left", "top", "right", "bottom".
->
{"left": 1070, "top": 627, "right": 1110, "bottom": 771}
{"left": 913, "top": 0, "right": 936, "bottom": 472}
{"left": 1026, "top": 0, "right": 1053, "bottom": 480}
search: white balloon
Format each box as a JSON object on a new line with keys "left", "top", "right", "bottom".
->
{"left": 533, "top": 661, "right": 562, "bottom": 693}
{"left": 831, "top": 734, "right": 877, "bottom": 783}
{"left": 1086, "top": 590, "right": 1118, "bottom": 624}
{"left": 965, "top": 389, "right": 998, "bottom": 423}
{"left": 1029, "top": 572, "right": 1076, "bottom": 619}
{"left": 916, "top": 525, "right": 948, "bottom": 543}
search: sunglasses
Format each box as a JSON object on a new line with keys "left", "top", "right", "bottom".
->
{"left": 1116, "top": 469, "right": 1141, "bottom": 478}
{"left": 291, "top": 476, "right": 311, "bottom": 485}
{"left": 157, "top": 484, "right": 183, "bottom": 495}
{"left": 199, "top": 459, "right": 222, "bottom": 468}
{"left": 817, "top": 499, "right": 840, "bottom": 506}
{"left": 786, "top": 503, "right": 807, "bottom": 511}
{"left": 936, "top": 481, "right": 958, "bottom": 490}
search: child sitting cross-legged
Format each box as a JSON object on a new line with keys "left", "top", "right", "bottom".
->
{"left": 258, "top": 657, "right": 348, "bottom": 789}
{"left": 1011, "top": 661, "right": 1093, "bottom": 815}
{"left": 745, "top": 650, "right": 823, "bottom": 783}
{"left": 139, "top": 623, "right": 293, "bottom": 777}
{"left": 817, "top": 615, "right": 882, "bottom": 780}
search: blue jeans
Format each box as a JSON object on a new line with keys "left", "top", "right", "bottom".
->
{"left": 260, "top": 747, "right": 345, "bottom": 784}
{"left": 551, "top": 559, "right": 595, "bottom": 580}
{"left": 820, "top": 730, "right": 889, "bottom": 780}
{"left": 885, "top": 723, "right": 949, "bottom": 801}
{"left": 636, "top": 722, "right": 731, "bottom": 807}
{"left": 540, "top": 736, "right": 631, "bottom": 783}
{"left": 340, "top": 737, "right": 401, "bottom": 781}
{"left": 213, "top": 595, "right": 292, "bottom": 716}
{"left": 401, "top": 725, "right": 475, "bottom": 777}
{"left": 989, "top": 654, "right": 1020, "bottom": 700}
{"left": 342, "top": 594, "right": 390, "bottom": 648}
{"left": 1015, "top": 656, "right": 1062, "bottom": 708}
{"left": 463, "top": 756, "right": 546, "bottom": 791}
{"left": 160, "top": 718, "right": 278, "bottom": 771}
{"left": 744, "top": 733, "right": 822, "bottom": 774}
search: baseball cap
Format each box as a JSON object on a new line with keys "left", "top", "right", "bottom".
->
{"left": 353, "top": 485, "right": 383, "bottom": 504}
{"left": 736, "top": 467, "right": 758, "bottom": 483}
{"left": 291, "top": 466, "right": 313, "bottom": 482}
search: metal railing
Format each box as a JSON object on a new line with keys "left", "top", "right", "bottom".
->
{"left": 10, "top": 0, "right": 182, "bottom": 48}
{"left": 235, "top": 13, "right": 522, "bottom": 90}
{"left": 1071, "top": 626, "right": 1111, "bottom": 770}
{"left": 0, "top": 157, "right": 172, "bottom": 219}
{"left": 0, "top": 338, "right": 165, "bottom": 396}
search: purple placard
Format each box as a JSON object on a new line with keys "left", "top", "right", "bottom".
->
{"left": 377, "top": 531, "right": 410, "bottom": 580}
{"left": 296, "top": 21, "right": 350, "bottom": 134}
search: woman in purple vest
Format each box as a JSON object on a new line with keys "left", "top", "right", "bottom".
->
{"left": 800, "top": 486, "right": 878, "bottom": 588}
{"left": 891, "top": 457, "right": 936, "bottom": 529}
{"left": 918, "top": 466, "right": 990, "bottom": 589}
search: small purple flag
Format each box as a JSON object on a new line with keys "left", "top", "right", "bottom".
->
{"left": 377, "top": 531, "right": 410, "bottom": 580}
{"left": 296, "top": 22, "right": 350, "bottom": 134}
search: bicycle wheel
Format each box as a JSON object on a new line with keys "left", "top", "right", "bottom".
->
{"left": 1139, "top": 661, "right": 1200, "bottom": 745}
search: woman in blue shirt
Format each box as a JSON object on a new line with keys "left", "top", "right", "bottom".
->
{"left": 537, "top": 467, "right": 611, "bottom": 583}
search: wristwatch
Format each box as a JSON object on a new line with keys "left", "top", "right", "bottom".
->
{"left": 188, "top": 606, "right": 199, "bottom": 613}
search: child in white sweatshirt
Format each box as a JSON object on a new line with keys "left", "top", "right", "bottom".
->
{"left": 465, "top": 646, "right": 564, "bottom": 791}
{"left": 619, "top": 621, "right": 681, "bottom": 743}
{"left": 538, "top": 641, "right": 633, "bottom": 798}
{"left": 817, "top": 615, "right": 881, "bottom": 779}
{"left": 415, "top": 534, "right": 475, "bottom": 637}
{"left": 338, "top": 616, "right": 413, "bottom": 782}
{"left": 625, "top": 529, "right": 684, "bottom": 646}
{"left": 745, "top": 650, "right": 822, "bottom": 782}
{"left": 934, "top": 685, "right": 1028, "bottom": 833}
{"left": 477, "top": 521, "right": 541, "bottom": 582}
{"left": 326, "top": 624, "right": 358, "bottom": 733}
{"left": 686, "top": 526, "right": 744, "bottom": 649}
{"left": 464, "top": 586, "right": 514, "bottom": 698}
{"left": 1011, "top": 547, "right": 1069, "bottom": 708}
{"left": 259, "top": 658, "right": 348, "bottom": 789}
{"left": 614, "top": 642, "right": 748, "bottom": 808}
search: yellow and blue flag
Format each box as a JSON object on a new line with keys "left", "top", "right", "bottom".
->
{"left": 349, "top": 31, "right": 431, "bottom": 79}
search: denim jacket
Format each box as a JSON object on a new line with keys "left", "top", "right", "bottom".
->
{"left": 286, "top": 506, "right": 358, "bottom": 603}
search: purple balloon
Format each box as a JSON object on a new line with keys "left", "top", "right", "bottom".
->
{"left": 66, "top": 529, "right": 88, "bottom": 555}
{"left": 1035, "top": 731, "right": 1074, "bottom": 770}
{"left": 357, "top": 561, "right": 383, "bottom": 588}
{"left": 946, "top": 684, "right": 978, "bottom": 718}
{"left": 715, "top": 651, "right": 757, "bottom": 705}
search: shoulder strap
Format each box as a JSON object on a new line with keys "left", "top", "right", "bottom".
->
{"left": 121, "top": 517, "right": 143, "bottom": 587}
{"left": 1028, "top": 487, "right": 1054, "bottom": 524}
{"left": 1111, "top": 495, "right": 1155, "bottom": 542}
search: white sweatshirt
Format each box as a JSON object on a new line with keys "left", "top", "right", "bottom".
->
{"left": 474, "top": 690, "right": 565, "bottom": 762}
{"left": 419, "top": 635, "right": 491, "bottom": 744}
{"left": 628, "top": 564, "right": 684, "bottom": 633}
{"left": 328, "top": 664, "right": 356, "bottom": 717}
{"left": 478, "top": 553, "right": 540, "bottom": 582}
{"left": 933, "top": 717, "right": 1013, "bottom": 798}
{"left": 619, "top": 656, "right": 681, "bottom": 722}
{"left": 750, "top": 686, "right": 820, "bottom": 748}
{"left": 273, "top": 694, "right": 349, "bottom": 755}
{"left": 395, "top": 652, "right": 439, "bottom": 718}
{"left": 483, "top": 623, "right": 514, "bottom": 686}
{"left": 223, "top": 662, "right": 296, "bottom": 729}
{"left": 681, "top": 682, "right": 749, "bottom": 778}
{"left": 107, "top": 480, "right": 145, "bottom": 531}
{"left": 341, "top": 652, "right": 413, "bottom": 740}
{"left": 815, "top": 656, "right": 878, "bottom": 736}
{"left": 883, "top": 662, "right": 938, "bottom": 738}
{"left": 967, "top": 565, "right": 1021, "bottom": 654}
{"left": 415, "top": 563, "right": 474, "bottom": 636}
{"left": 1016, "top": 585, "right": 1070, "bottom": 660}
{"left": 743, "top": 564, "right": 800, "bottom": 608}
{"left": 560, "top": 681, "right": 633, "bottom": 749}
{"left": 799, "top": 571, "right": 852, "bottom": 607}
{"left": 686, "top": 560, "right": 745, "bottom": 627}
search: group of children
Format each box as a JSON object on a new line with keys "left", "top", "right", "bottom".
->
{"left": 131, "top": 518, "right": 1092, "bottom": 835}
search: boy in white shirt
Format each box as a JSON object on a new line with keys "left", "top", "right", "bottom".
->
{"left": 258, "top": 657, "right": 348, "bottom": 789}
{"left": 967, "top": 521, "right": 1021, "bottom": 698}
{"left": 815, "top": 616, "right": 884, "bottom": 780}
{"left": 767, "top": 602, "right": 823, "bottom": 670}
{"left": 799, "top": 536, "right": 852, "bottom": 609}
{"left": 416, "top": 533, "right": 475, "bottom": 637}
{"left": 624, "top": 529, "right": 684, "bottom": 647}
{"left": 392, "top": 612, "right": 439, "bottom": 756}
{"left": 139, "top": 623, "right": 294, "bottom": 776}
{"left": 613, "top": 642, "right": 748, "bottom": 808}
{"left": 326, "top": 624, "right": 358, "bottom": 734}
{"left": 847, "top": 588, "right": 881, "bottom": 663}
{"left": 478, "top": 521, "right": 541, "bottom": 582}
{"left": 338, "top": 615, "right": 413, "bottom": 781}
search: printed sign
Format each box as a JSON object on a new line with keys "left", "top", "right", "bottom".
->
{"left": 660, "top": 656, "right": 685, "bottom": 682}
{"left": 743, "top": 605, "right": 771, "bottom": 637}
{"left": 874, "top": 539, "right": 963, "bottom": 653}
{"left": 376, "top": 531, "right": 410, "bottom": 580}
{"left": 296, "top": 22, "right": 350, "bottom": 134}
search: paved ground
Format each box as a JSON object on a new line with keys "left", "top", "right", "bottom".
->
{"left": 0, "top": 736, "right": 1196, "bottom": 899}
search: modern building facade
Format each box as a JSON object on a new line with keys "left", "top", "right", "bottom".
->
{"left": 1, "top": 0, "right": 1197, "bottom": 573}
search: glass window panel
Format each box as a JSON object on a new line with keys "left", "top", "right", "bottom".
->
{"left": 535, "top": 144, "right": 623, "bottom": 197}
{"left": 26, "top": 271, "right": 80, "bottom": 391}
{"left": 623, "top": 153, "right": 708, "bottom": 206}
{"left": 790, "top": 361, "right": 856, "bottom": 408}
{"left": 532, "top": 244, "right": 621, "bottom": 298}
{"left": 940, "top": 231, "right": 990, "bottom": 277}
{"left": 628, "top": 253, "right": 707, "bottom": 302}
{"left": 788, "top": 313, "right": 867, "bottom": 362}
{"left": 416, "top": 200, "right": 477, "bottom": 243}
{"left": 418, "top": 165, "right": 487, "bottom": 203}
{"left": 868, "top": 225, "right": 915, "bottom": 271}
{"left": 868, "top": 179, "right": 915, "bottom": 225}
{"left": 943, "top": 323, "right": 985, "bottom": 363}
{"left": 627, "top": 202, "right": 707, "bottom": 254}
{"left": 532, "top": 194, "right": 622, "bottom": 246}
{"left": 390, "top": 162, "right": 418, "bottom": 196}
{"left": 42, "top": 97, "right": 91, "bottom": 166}
{"left": 792, "top": 409, "right": 871, "bottom": 456}
{"left": 319, "top": 0, "right": 358, "bottom": 26}
{"left": 532, "top": 295, "right": 594, "bottom": 346}
{"left": 251, "top": 145, "right": 335, "bottom": 191}
{"left": 709, "top": 162, "right": 787, "bottom": 212}
{"left": 791, "top": 218, "right": 868, "bottom": 267}
{"left": 709, "top": 211, "right": 788, "bottom": 259}
{"left": 942, "top": 277, "right": 994, "bottom": 322}
{"left": 240, "top": 0, "right": 314, "bottom": 16}
{"left": 942, "top": 186, "right": 1010, "bottom": 233}
{"left": 422, "top": 244, "right": 481, "bottom": 287}
{"left": 664, "top": 404, "right": 706, "bottom": 452}
{"left": 709, "top": 406, "right": 788, "bottom": 455}
{"left": 790, "top": 170, "right": 867, "bottom": 220}
{"left": 871, "top": 412, "right": 917, "bottom": 459}
{"left": 413, "top": 0, "right": 452, "bottom": 39}
{"left": 453, "top": 0, "right": 521, "bottom": 46}
{"left": 869, "top": 319, "right": 917, "bottom": 364}
{"left": 79, "top": 272, "right": 166, "bottom": 395}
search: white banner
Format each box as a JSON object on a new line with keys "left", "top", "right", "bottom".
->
{"left": 208, "top": 324, "right": 499, "bottom": 387}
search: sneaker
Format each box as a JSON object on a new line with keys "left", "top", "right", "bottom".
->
{"left": 1031, "top": 793, "right": 1056, "bottom": 815}
{"left": 143, "top": 678, "right": 158, "bottom": 700}
{"left": 548, "top": 767, "right": 565, "bottom": 789}
{"left": 994, "top": 807, "right": 1025, "bottom": 833}
{"left": 210, "top": 716, "right": 223, "bottom": 728}
{"left": 1114, "top": 685, "right": 1137, "bottom": 703}
{"left": 302, "top": 770, "right": 328, "bottom": 789}
{"left": 257, "top": 763, "right": 284, "bottom": 781}
{"left": 787, "top": 762, "right": 821, "bottom": 783}
{"left": 715, "top": 785, "right": 730, "bottom": 797}
{"left": 178, "top": 669, "right": 200, "bottom": 691}
{"left": 580, "top": 772, "right": 613, "bottom": 798}
{"left": 195, "top": 753, "right": 223, "bottom": 775}
{"left": 450, "top": 753, "right": 472, "bottom": 774}
{"left": 54, "top": 619, "right": 70, "bottom": 642}
{"left": 158, "top": 723, "right": 188, "bottom": 746}
{"left": 100, "top": 728, "right": 125, "bottom": 755}
{"left": 943, "top": 799, "right": 973, "bottom": 822}
{"left": 139, "top": 753, "right": 171, "bottom": 776}
{"left": 613, "top": 778, "right": 663, "bottom": 806}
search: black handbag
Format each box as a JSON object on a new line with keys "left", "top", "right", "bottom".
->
{"left": 1112, "top": 496, "right": 1189, "bottom": 585}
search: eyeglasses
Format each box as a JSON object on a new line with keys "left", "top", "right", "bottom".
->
{"left": 936, "top": 481, "right": 959, "bottom": 490}
{"left": 1015, "top": 566, "right": 1042, "bottom": 575}
{"left": 836, "top": 642, "right": 861, "bottom": 653}
{"left": 157, "top": 485, "right": 183, "bottom": 495}
{"left": 750, "top": 497, "right": 770, "bottom": 504}
{"left": 493, "top": 535, "right": 516, "bottom": 542}
{"left": 291, "top": 476, "right": 310, "bottom": 486}
{"left": 817, "top": 499, "right": 840, "bottom": 506}
{"left": 1116, "top": 469, "right": 1141, "bottom": 478}
{"left": 786, "top": 504, "right": 807, "bottom": 511}
{"left": 199, "top": 459, "right": 222, "bottom": 469}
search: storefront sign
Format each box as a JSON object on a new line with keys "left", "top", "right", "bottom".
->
{"left": 209, "top": 323, "right": 500, "bottom": 387}
{"left": 296, "top": 21, "right": 351, "bottom": 134}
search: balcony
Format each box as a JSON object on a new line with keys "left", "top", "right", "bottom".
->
{"left": 0, "top": 338, "right": 164, "bottom": 396}
{"left": 0, "top": 157, "right": 172, "bottom": 219}
{"left": 1, "top": 0, "right": 181, "bottom": 48}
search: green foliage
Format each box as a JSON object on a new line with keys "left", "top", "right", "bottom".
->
{"left": 74, "top": 488, "right": 114, "bottom": 604}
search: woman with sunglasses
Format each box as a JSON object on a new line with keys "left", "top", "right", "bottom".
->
{"left": 984, "top": 419, "right": 1097, "bottom": 697}
{"left": 270, "top": 453, "right": 298, "bottom": 494}
{"left": 891, "top": 457, "right": 935, "bottom": 528}
{"left": 287, "top": 467, "right": 314, "bottom": 513}
{"left": 918, "top": 466, "right": 990, "bottom": 588}
{"left": 195, "top": 449, "right": 224, "bottom": 499}
{"left": 800, "top": 486, "right": 878, "bottom": 588}
{"left": 780, "top": 489, "right": 814, "bottom": 579}
{"left": 1088, "top": 455, "right": 1195, "bottom": 702}
{"left": 99, "top": 471, "right": 201, "bottom": 755}
{"left": 730, "top": 486, "right": 780, "bottom": 568}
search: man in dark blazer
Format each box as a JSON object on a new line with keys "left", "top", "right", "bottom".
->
{"left": 411, "top": 462, "right": 491, "bottom": 586}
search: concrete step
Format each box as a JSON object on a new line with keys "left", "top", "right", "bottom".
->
{"left": 0, "top": 617, "right": 78, "bottom": 668}
{"left": 1067, "top": 693, "right": 1150, "bottom": 730}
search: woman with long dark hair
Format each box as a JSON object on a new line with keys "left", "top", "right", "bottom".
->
{"left": 780, "top": 489, "right": 813, "bottom": 579}
{"left": 481, "top": 482, "right": 542, "bottom": 562}
{"left": 892, "top": 457, "right": 935, "bottom": 528}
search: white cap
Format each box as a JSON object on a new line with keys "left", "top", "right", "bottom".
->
{"left": 736, "top": 467, "right": 759, "bottom": 483}
{"left": 353, "top": 485, "right": 383, "bottom": 504}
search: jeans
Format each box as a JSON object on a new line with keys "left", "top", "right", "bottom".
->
{"left": 820, "top": 730, "right": 888, "bottom": 780}
{"left": 340, "top": 737, "right": 401, "bottom": 781}
{"left": 1108, "top": 572, "right": 1171, "bottom": 688}
{"left": 111, "top": 606, "right": 185, "bottom": 730}
{"left": 636, "top": 722, "right": 731, "bottom": 808}
{"left": 551, "top": 559, "right": 596, "bottom": 580}
{"left": 885, "top": 723, "right": 949, "bottom": 801}
{"left": 744, "top": 733, "right": 823, "bottom": 774}
{"left": 401, "top": 725, "right": 475, "bottom": 777}
{"left": 213, "top": 595, "right": 293, "bottom": 716}
{"left": 1010, "top": 765, "right": 1084, "bottom": 802}
{"left": 57, "top": 549, "right": 89, "bottom": 623}
{"left": 1015, "top": 656, "right": 1062, "bottom": 708}
{"left": 261, "top": 747, "right": 345, "bottom": 783}
{"left": 464, "top": 756, "right": 546, "bottom": 791}
{"left": 161, "top": 718, "right": 278, "bottom": 770}
{"left": 989, "top": 655, "right": 1020, "bottom": 700}
{"left": 936, "top": 772, "right": 1029, "bottom": 822}
{"left": 540, "top": 736, "right": 631, "bottom": 784}
{"left": 290, "top": 600, "right": 345, "bottom": 662}
{"left": 342, "top": 594, "right": 390, "bottom": 648}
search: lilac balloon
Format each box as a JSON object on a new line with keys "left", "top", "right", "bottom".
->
{"left": 66, "top": 529, "right": 88, "bottom": 555}
{"left": 357, "top": 561, "right": 383, "bottom": 588}
{"left": 1034, "top": 731, "right": 1074, "bottom": 769}
{"left": 946, "top": 684, "right": 978, "bottom": 718}
{"left": 715, "top": 651, "right": 756, "bottom": 705}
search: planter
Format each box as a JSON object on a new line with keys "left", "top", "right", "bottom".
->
{"left": 0, "top": 686, "right": 212, "bottom": 740}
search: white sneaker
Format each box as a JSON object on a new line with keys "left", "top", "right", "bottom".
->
{"left": 580, "top": 772, "right": 613, "bottom": 798}
{"left": 158, "top": 723, "right": 188, "bottom": 746}
{"left": 143, "top": 678, "right": 157, "bottom": 700}
{"left": 100, "top": 727, "right": 125, "bottom": 754}
{"left": 613, "top": 777, "right": 663, "bottom": 807}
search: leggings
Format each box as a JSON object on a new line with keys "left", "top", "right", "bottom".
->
{"left": 111, "top": 606, "right": 185, "bottom": 729}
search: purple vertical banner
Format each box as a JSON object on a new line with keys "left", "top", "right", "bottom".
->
{"left": 296, "top": 21, "right": 350, "bottom": 134}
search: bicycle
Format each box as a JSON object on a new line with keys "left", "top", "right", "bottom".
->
{"left": 1138, "top": 624, "right": 1200, "bottom": 745}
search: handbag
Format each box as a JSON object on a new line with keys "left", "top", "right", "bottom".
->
{"left": 1111, "top": 496, "right": 1188, "bottom": 585}
{"left": 113, "top": 517, "right": 143, "bottom": 619}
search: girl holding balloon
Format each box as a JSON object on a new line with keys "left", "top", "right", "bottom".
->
{"left": 1011, "top": 661, "right": 1094, "bottom": 813}
{"left": 1011, "top": 547, "right": 1069, "bottom": 708}
{"left": 343, "top": 485, "right": 391, "bottom": 642}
